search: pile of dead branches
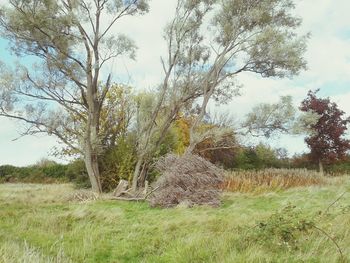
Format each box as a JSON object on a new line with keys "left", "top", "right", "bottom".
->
{"left": 149, "top": 154, "right": 224, "bottom": 208}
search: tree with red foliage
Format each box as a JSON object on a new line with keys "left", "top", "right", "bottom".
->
{"left": 300, "top": 90, "right": 350, "bottom": 173}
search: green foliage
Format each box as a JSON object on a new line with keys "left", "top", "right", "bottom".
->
{"left": 291, "top": 153, "right": 350, "bottom": 175}
{"left": 0, "top": 159, "right": 91, "bottom": 188}
{"left": 0, "top": 0, "right": 150, "bottom": 193}
{"left": 65, "top": 159, "right": 90, "bottom": 188}
{"left": 99, "top": 136, "right": 137, "bottom": 192}
{"left": 0, "top": 165, "right": 19, "bottom": 182}
{"left": 234, "top": 147, "right": 259, "bottom": 170}
{"left": 37, "top": 159, "right": 68, "bottom": 179}
{"left": 153, "top": 129, "right": 177, "bottom": 158}
{"left": 244, "top": 96, "right": 296, "bottom": 137}
{"left": 249, "top": 205, "right": 314, "bottom": 250}
{"left": 245, "top": 203, "right": 346, "bottom": 261}
{"left": 233, "top": 144, "right": 286, "bottom": 170}
{"left": 326, "top": 160, "right": 350, "bottom": 175}
{"left": 0, "top": 161, "right": 68, "bottom": 184}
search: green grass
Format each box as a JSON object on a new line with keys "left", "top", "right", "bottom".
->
{"left": 0, "top": 179, "right": 350, "bottom": 263}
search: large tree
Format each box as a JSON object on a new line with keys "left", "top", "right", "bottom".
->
{"left": 0, "top": 0, "right": 149, "bottom": 193}
{"left": 300, "top": 90, "right": 350, "bottom": 173}
{"left": 131, "top": 0, "right": 308, "bottom": 190}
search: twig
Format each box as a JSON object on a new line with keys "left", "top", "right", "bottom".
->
{"left": 144, "top": 186, "right": 160, "bottom": 200}
{"left": 312, "top": 225, "right": 344, "bottom": 262}
{"left": 325, "top": 191, "right": 347, "bottom": 214}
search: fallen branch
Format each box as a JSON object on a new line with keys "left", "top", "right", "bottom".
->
{"left": 144, "top": 186, "right": 160, "bottom": 199}
{"left": 107, "top": 186, "right": 160, "bottom": 202}
{"left": 312, "top": 225, "right": 344, "bottom": 262}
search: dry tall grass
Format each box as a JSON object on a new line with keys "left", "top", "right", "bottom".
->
{"left": 222, "top": 168, "right": 327, "bottom": 193}
{"left": 0, "top": 183, "right": 75, "bottom": 204}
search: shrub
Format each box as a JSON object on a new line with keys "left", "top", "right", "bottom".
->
{"left": 65, "top": 159, "right": 90, "bottom": 188}
{"left": 42, "top": 164, "right": 67, "bottom": 179}
{"left": 0, "top": 165, "right": 20, "bottom": 182}
{"left": 247, "top": 205, "right": 314, "bottom": 250}
{"left": 0, "top": 162, "right": 68, "bottom": 184}
{"left": 233, "top": 144, "right": 288, "bottom": 170}
{"left": 326, "top": 160, "right": 350, "bottom": 176}
{"left": 149, "top": 154, "right": 224, "bottom": 208}
{"left": 99, "top": 136, "right": 137, "bottom": 191}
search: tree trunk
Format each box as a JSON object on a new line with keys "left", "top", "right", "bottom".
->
{"left": 132, "top": 157, "right": 143, "bottom": 192}
{"left": 84, "top": 96, "right": 102, "bottom": 193}
{"left": 318, "top": 159, "right": 324, "bottom": 175}
{"left": 186, "top": 142, "right": 197, "bottom": 155}
{"left": 84, "top": 149, "right": 102, "bottom": 193}
{"left": 186, "top": 87, "right": 213, "bottom": 154}
{"left": 138, "top": 162, "right": 149, "bottom": 187}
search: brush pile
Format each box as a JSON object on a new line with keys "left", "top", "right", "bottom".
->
{"left": 149, "top": 154, "right": 224, "bottom": 208}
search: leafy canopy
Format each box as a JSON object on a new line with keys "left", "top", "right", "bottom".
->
{"left": 300, "top": 90, "right": 350, "bottom": 164}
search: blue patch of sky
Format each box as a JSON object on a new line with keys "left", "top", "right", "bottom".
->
{"left": 0, "top": 37, "right": 39, "bottom": 67}
{"left": 337, "top": 29, "right": 350, "bottom": 41}
{"left": 0, "top": 38, "right": 12, "bottom": 62}
{"left": 0, "top": 37, "right": 67, "bottom": 114}
{"left": 292, "top": 77, "right": 350, "bottom": 99}
{"left": 0, "top": 38, "right": 68, "bottom": 165}
{"left": 318, "top": 81, "right": 350, "bottom": 97}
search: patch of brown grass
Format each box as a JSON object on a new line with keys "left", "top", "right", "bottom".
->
{"left": 222, "top": 169, "right": 327, "bottom": 193}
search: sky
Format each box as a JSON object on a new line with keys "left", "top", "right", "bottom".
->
{"left": 0, "top": 0, "right": 350, "bottom": 166}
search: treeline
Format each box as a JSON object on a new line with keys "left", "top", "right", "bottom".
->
{"left": 2, "top": 141, "right": 349, "bottom": 189}
{"left": 0, "top": 159, "right": 88, "bottom": 187}
{"left": 0, "top": 160, "right": 68, "bottom": 184}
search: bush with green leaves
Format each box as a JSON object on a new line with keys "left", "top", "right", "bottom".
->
{"left": 245, "top": 203, "right": 346, "bottom": 262}
{"left": 248, "top": 205, "right": 314, "bottom": 250}
{"left": 0, "top": 165, "right": 20, "bottom": 182}
{"left": 65, "top": 159, "right": 90, "bottom": 188}
{"left": 233, "top": 144, "right": 287, "bottom": 170}
{"left": 99, "top": 136, "right": 137, "bottom": 192}
{"left": 0, "top": 161, "right": 68, "bottom": 183}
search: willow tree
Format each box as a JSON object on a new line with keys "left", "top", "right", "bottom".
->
{"left": 0, "top": 0, "right": 149, "bottom": 193}
{"left": 132, "top": 0, "right": 308, "bottom": 190}
{"left": 184, "top": 0, "right": 309, "bottom": 153}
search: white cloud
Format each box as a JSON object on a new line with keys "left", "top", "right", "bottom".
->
{"left": 295, "top": 0, "right": 350, "bottom": 84}
{"left": 103, "top": 0, "right": 177, "bottom": 89}
{"left": 216, "top": 0, "right": 350, "bottom": 154}
{"left": 0, "top": 118, "right": 61, "bottom": 166}
{"left": 1, "top": 0, "right": 350, "bottom": 164}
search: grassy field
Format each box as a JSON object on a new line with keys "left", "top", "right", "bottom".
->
{"left": 0, "top": 178, "right": 350, "bottom": 263}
